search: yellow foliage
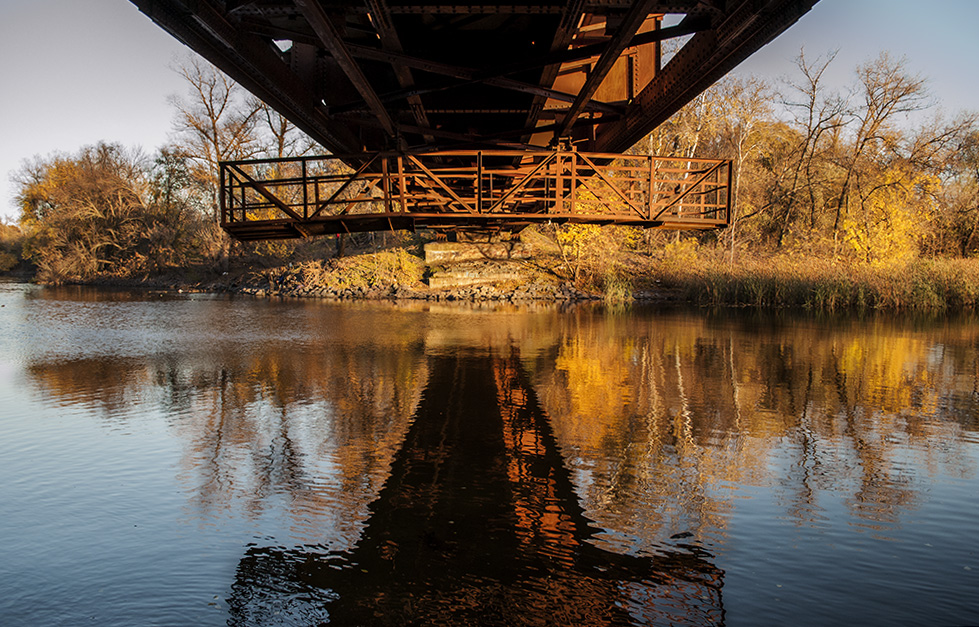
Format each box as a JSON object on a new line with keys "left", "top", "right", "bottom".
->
{"left": 555, "top": 223, "right": 600, "bottom": 257}
{"left": 842, "top": 169, "right": 938, "bottom": 266}
{"left": 660, "top": 236, "right": 700, "bottom": 266}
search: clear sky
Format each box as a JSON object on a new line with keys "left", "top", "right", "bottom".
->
{"left": 2, "top": 0, "right": 978, "bottom": 222}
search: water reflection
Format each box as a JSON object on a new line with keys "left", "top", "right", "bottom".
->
{"left": 13, "top": 293, "right": 979, "bottom": 625}
{"left": 528, "top": 313, "right": 979, "bottom": 549}
{"left": 229, "top": 352, "right": 723, "bottom": 626}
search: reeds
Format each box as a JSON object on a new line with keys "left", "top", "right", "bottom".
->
{"left": 650, "top": 255, "right": 979, "bottom": 311}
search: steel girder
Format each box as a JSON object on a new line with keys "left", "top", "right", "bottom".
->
{"left": 131, "top": 0, "right": 820, "bottom": 155}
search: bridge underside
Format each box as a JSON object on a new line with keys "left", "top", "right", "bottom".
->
{"left": 133, "top": 0, "right": 818, "bottom": 155}
{"left": 134, "top": 0, "right": 817, "bottom": 238}
{"left": 221, "top": 149, "right": 731, "bottom": 240}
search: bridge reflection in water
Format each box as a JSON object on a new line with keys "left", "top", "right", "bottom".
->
{"left": 228, "top": 352, "right": 723, "bottom": 625}
{"left": 15, "top": 292, "right": 979, "bottom": 626}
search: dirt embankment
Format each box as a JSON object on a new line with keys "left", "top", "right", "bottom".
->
{"left": 216, "top": 262, "right": 599, "bottom": 303}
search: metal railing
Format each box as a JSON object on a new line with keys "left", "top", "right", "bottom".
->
{"left": 220, "top": 148, "right": 731, "bottom": 240}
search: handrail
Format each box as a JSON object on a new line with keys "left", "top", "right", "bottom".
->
{"left": 220, "top": 149, "right": 731, "bottom": 241}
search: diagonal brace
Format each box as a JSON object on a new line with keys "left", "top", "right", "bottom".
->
{"left": 295, "top": 0, "right": 395, "bottom": 136}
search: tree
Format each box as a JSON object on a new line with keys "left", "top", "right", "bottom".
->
{"left": 773, "top": 49, "right": 846, "bottom": 243}
{"left": 143, "top": 148, "right": 210, "bottom": 270}
{"left": 714, "top": 76, "right": 772, "bottom": 263}
{"left": 168, "top": 55, "right": 263, "bottom": 217}
{"left": 0, "top": 221, "right": 23, "bottom": 272}
{"left": 15, "top": 143, "right": 150, "bottom": 281}
{"left": 832, "top": 53, "right": 930, "bottom": 237}
{"left": 927, "top": 122, "right": 979, "bottom": 256}
{"left": 251, "top": 97, "right": 318, "bottom": 162}
{"left": 13, "top": 141, "right": 220, "bottom": 281}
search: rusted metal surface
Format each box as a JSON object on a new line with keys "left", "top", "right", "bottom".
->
{"left": 220, "top": 148, "right": 731, "bottom": 240}
{"left": 131, "top": 0, "right": 819, "bottom": 155}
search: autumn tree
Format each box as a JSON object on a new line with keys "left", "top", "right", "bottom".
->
{"left": 920, "top": 122, "right": 979, "bottom": 256}
{"left": 13, "top": 142, "right": 218, "bottom": 282}
{"left": 143, "top": 148, "right": 210, "bottom": 270}
{"left": 168, "top": 55, "right": 263, "bottom": 216}
{"left": 771, "top": 49, "right": 846, "bottom": 245}
{"left": 0, "top": 221, "right": 23, "bottom": 272}
{"left": 713, "top": 76, "right": 772, "bottom": 262}
{"left": 15, "top": 143, "right": 150, "bottom": 281}
{"left": 832, "top": 53, "right": 930, "bottom": 238}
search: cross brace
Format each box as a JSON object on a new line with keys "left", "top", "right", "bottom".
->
{"left": 221, "top": 148, "right": 731, "bottom": 241}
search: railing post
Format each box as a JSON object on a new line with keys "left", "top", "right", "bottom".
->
{"left": 314, "top": 162, "right": 321, "bottom": 214}
{"left": 570, "top": 150, "right": 577, "bottom": 214}
{"left": 397, "top": 156, "right": 408, "bottom": 213}
{"left": 240, "top": 172, "right": 247, "bottom": 221}
{"left": 302, "top": 158, "right": 308, "bottom": 219}
{"left": 219, "top": 163, "right": 226, "bottom": 223}
{"left": 477, "top": 151, "right": 483, "bottom": 213}
{"left": 647, "top": 155, "right": 654, "bottom": 220}
{"left": 726, "top": 159, "right": 733, "bottom": 225}
{"left": 382, "top": 156, "right": 392, "bottom": 213}
{"left": 553, "top": 145, "right": 562, "bottom": 213}
{"left": 489, "top": 168, "right": 494, "bottom": 207}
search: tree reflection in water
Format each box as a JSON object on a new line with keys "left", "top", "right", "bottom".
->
{"left": 227, "top": 352, "right": 723, "bottom": 626}
{"left": 18, "top": 298, "right": 979, "bottom": 625}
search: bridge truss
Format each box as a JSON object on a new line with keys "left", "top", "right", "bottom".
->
{"left": 221, "top": 148, "right": 731, "bottom": 240}
{"left": 133, "top": 0, "right": 817, "bottom": 239}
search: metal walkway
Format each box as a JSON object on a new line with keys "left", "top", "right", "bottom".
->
{"left": 221, "top": 148, "right": 731, "bottom": 240}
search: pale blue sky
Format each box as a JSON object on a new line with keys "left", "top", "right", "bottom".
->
{"left": 2, "top": 0, "right": 977, "bottom": 222}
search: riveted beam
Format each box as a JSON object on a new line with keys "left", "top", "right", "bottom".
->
{"left": 330, "top": 45, "right": 623, "bottom": 116}
{"left": 294, "top": 0, "right": 396, "bottom": 136}
{"left": 365, "top": 0, "right": 433, "bottom": 139}
{"left": 522, "top": 0, "right": 587, "bottom": 138}
{"left": 597, "top": 0, "right": 820, "bottom": 151}
{"left": 556, "top": 0, "right": 658, "bottom": 138}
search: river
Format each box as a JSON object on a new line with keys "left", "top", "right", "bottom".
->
{"left": 0, "top": 279, "right": 977, "bottom": 626}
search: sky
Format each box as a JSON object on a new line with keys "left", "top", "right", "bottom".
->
{"left": 2, "top": 0, "right": 978, "bottom": 222}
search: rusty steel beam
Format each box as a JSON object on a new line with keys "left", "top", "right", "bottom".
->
{"left": 240, "top": 16, "right": 708, "bottom": 80}
{"left": 294, "top": 0, "right": 396, "bottom": 137}
{"left": 597, "top": 0, "right": 820, "bottom": 151}
{"left": 523, "top": 0, "right": 587, "bottom": 138}
{"left": 557, "top": 0, "right": 658, "bottom": 138}
{"left": 313, "top": 2, "right": 717, "bottom": 14}
{"left": 365, "top": 0, "right": 433, "bottom": 139}
{"left": 327, "top": 63, "right": 624, "bottom": 117}
{"left": 505, "top": 16, "right": 711, "bottom": 75}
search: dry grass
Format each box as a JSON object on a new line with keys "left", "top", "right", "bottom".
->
{"left": 647, "top": 254, "right": 979, "bottom": 311}
{"left": 293, "top": 247, "right": 425, "bottom": 292}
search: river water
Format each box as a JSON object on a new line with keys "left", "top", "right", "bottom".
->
{"left": 0, "top": 279, "right": 977, "bottom": 626}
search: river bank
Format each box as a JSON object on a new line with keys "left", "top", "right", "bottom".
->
{"left": 9, "top": 241, "right": 979, "bottom": 311}
{"left": 652, "top": 254, "right": 979, "bottom": 312}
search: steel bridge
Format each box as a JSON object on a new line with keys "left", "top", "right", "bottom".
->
{"left": 132, "top": 0, "right": 820, "bottom": 239}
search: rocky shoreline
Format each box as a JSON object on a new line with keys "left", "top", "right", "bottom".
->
{"left": 6, "top": 240, "right": 690, "bottom": 304}
{"left": 224, "top": 276, "right": 601, "bottom": 302}
{"left": 7, "top": 267, "right": 689, "bottom": 304}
